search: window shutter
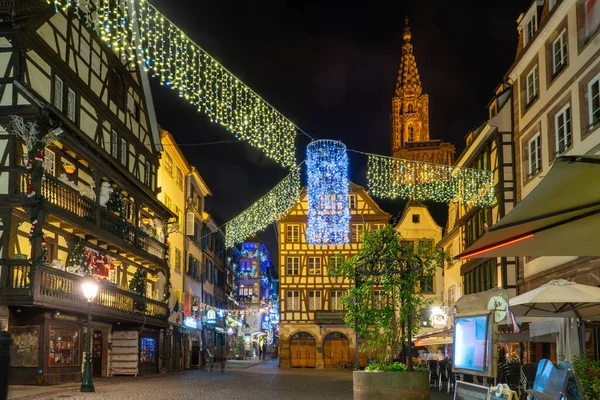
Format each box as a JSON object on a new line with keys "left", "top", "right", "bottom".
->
{"left": 186, "top": 212, "right": 195, "bottom": 236}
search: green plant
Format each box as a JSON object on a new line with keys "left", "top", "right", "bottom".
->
{"left": 66, "top": 238, "right": 89, "bottom": 275}
{"left": 573, "top": 357, "right": 600, "bottom": 400}
{"left": 329, "top": 225, "right": 447, "bottom": 368}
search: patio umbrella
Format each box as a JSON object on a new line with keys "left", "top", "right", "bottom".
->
{"left": 509, "top": 279, "right": 600, "bottom": 357}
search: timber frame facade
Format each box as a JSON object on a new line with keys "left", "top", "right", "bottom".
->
{"left": 0, "top": 0, "right": 173, "bottom": 383}
{"left": 278, "top": 183, "right": 390, "bottom": 368}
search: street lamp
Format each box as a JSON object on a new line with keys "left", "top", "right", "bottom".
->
{"left": 81, "top": 275, "right": 99, "bottom": 393}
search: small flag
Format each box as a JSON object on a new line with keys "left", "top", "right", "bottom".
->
{"left": 173, "top": 298, "right": 179, "bottom": 313}
{"left": 507, "top": 306, "right": 520, "bottom": 333}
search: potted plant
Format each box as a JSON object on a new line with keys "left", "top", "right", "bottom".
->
{"left": 573, "top": 357, "right": 600, "bottom": 399}
{"left": 330, "top": 225, "right": 447, "bottom": 400}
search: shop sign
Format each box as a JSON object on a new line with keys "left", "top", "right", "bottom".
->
{"left": 207, "top": 309, "right": 216, "bottom": 324}
{"left": 432, "top": 312, "right": 448, "bottom": 330}
{"left": 183, "top": 316, "right": 198, "bottom": 329}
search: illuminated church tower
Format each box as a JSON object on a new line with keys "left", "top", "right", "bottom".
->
{"left": 391, "top": 17, "right": 455, "bottom": 165}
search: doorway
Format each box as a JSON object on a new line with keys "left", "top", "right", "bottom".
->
{"left": 290, "top": 332, "right": 316, "bottom": 368}
{"left": 92, "top": 330, "right": 103, "bottom": 377}
{"left": 323, "top": 332, "right": 349, "bottom": 367}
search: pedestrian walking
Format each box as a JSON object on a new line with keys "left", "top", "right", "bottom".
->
{"left": 262, "top": 342, "right": 267, "bottom": 360}
{"left": 258, "top": 343, "right": 262, "bottom": 359}
{"left": 0, "top": 321, "right": 12, "bottom": 400}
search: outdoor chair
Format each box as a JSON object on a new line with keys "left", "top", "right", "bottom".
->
{"left": 520, "top": 363, "right": 537, "bottom": 400}
{"left": 502, "top": 362, "right": 522, "bottom": 392}
{"left": 438, "top": 360, "right": 449, "bottom": 391}
{"left": 427, "top": 360, "right": 439, "bottom": 388}
{"left": 445, "top": 362, "right": 456, "bottom": 393}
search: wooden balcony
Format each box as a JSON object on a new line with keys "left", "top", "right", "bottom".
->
{"left": 0, "top": 261, "right": 168, "bottom": 326}
{"left": 17, "top": 170, "right": 167, "bottom": 267}
{"left": 314, "top": 310, "right": 347, "bottom": 325}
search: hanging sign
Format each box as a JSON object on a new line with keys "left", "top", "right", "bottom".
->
{"left": 207, "top": 310, "right": 216, "bottom": 324}
{"left": 183, "top": 316, "right": 198, "bottom": 329}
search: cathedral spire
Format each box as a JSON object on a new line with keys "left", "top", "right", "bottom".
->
{"left": 395, "top": 16, "right": 422, "bottom": 97}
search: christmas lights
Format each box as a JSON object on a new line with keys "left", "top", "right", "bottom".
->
{"left": 366, "top": 154, "right": 494, "bottom": 206}
{"left": 225, "top": 167, "right": 301, "bottom": 247}
{"left": 48, "top": 0, "right": 297, "bottom": 168}
{"left": 305, "top": 140, "right": 350, "bottom": 245}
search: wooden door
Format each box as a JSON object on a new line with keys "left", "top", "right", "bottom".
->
{"left": 290, "top": 336, "right": 316, "bottom": 368}
{"left": 324, "top": 333, "right": 349, "bottom": 367}
{"left": 92, "top": 330, "right": 103, "bottom": 377}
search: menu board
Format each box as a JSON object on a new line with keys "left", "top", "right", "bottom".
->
{"left": 489, "top": 387, "right": 518, "bottom": 400}
{"left": 454, "top": 381, "right": 490, "bottom": 400}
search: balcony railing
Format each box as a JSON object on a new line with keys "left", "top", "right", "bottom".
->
{"left": 18, "top": 171, "right": 166, "bottom": 263}
{"left": 0, "top": 262, "right": 167, "bottom": 321}
{"left": 314, "top": 310, "right": 347, "bottom": 324}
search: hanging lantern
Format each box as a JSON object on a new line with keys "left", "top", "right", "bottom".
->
{"left": 305, "top": 140, "right": 350, "bottom": 245}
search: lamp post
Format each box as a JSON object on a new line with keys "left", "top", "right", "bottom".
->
{"left": 80, "top": 275, "right": 99, "bottom": 393}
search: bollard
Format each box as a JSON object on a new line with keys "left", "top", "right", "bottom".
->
{"left": 0, "top": 328, "right": 12, "bottom": 400}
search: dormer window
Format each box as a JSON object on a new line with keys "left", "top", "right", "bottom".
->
{"left": 525, "top": 14, "right": 537, "bottom": 45}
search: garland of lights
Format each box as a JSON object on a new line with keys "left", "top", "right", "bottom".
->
{"left": 366, "top": 154, "right": 494, "bottom": 206}
{"left": 48, "top": 0, "right": 297, "bottom": 168}
{"left": 224, "top": 167, "right": 301, "bottom": 247}
{"left": 305, "top": 140, "right": 350, "bottom": 245}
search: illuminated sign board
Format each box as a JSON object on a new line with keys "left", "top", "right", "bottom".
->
{"left": 207, "top": 309, "right": 216, "bottom": 324}
{"left": 183, "top": 316, "right": 198, "bottom": 329}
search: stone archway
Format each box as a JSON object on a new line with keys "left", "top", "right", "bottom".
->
{"left": 323, "top": 332, "right": 349, "bottom": 367}
{"left": 290, "top": 332, "right": 316, "bottom": 368}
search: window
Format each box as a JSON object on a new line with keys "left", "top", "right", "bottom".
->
{"left": 348, "top": 194, "right": 357, "bottom": 209}
{"left": 49, "top": 327, "right": 79, "bottom": 366}
{"left": 420, "top": 309, "right": 433, "bottom": 328}
{"left": 555, "top": 105, "right": 571, "bottom": 154}
{"left": 111, "top": 130, "right": 118, "bottom": 159}
{"left": 372, "top": 223, "right": 385, "bottom": 231}
{"left": 330, "top": 290, "right": 344, "bottom": 310}
{"left": 164, "top": 194, "right": 172, "bottom": 210}
{"left": 286, "top": 290, "right": 300, "bottom": 311}
{"left": 44, "top": 148, "right": 55, "bottom": 176}
{"left": 308, "top": 257, "right": 321, "bottom": 275}
{"left": 127, "top": 92, "right": 139, "bottom": 120}
{"left": 165, "top": 153, "right": 173, "bottom": 176}
{"left": 120, "top": 137, "right": 127, "bottom": 166}
{"left": 412, "top": 214, "right": 420, "bottom": 223}
{"left": 583, "top": 0, "right": 600, "bottom": 42}
{"left": 528, "top": 134, "right": 541, "bottom": 176}
{"left": 373, "top": 289, "right": 384, "bottom": 309}
{"left": 463, "top": 259, "right": 497, "bottom": 295}
{"left": 351, "top": 224, "right": 364, "bottom": 243}
{"left": 174, "top": 248, "right": 182, "bottom": 273}
{"left": 329, "top": 255, "right": 343, "bottom": 270}
{"left": 53, "top": 76, "right": 63, "bottom": 111}
{"left": 140, "top": 337, "right": 157, "bottom": 363}
{"left": 144, "top": 161, "right": 151, "bottom": 185}
{"left": 108, "top": 68, "right": 125, "bottom": 109}
{"left": 239, "top": 284, "right": 252, "bottom": 297}
{"left": 448, "top": 285, "right": 456, "bottom": 306}
{"left": 589, "top": 73, "right": 600, "bottom": 128}
{"left": 286, "top": 257, "right": 299, "bottom": 275}
{"left": 308, "top": 290, "right": 321, "bottom": 310}
{"left": 67, "top": 87, "right": 77, "bottom": 122}
{"left": 526, "top": 66, "right": 538, "bottom": 106}
{"left": 407, "top": 104, "right": 413, "bottom": 113}
{"left": 408, "top": 125, "right": 414, "bottom": 142}
{"left": 401, "top": 240, "right": 415, "bottom": 252}
{"left": 286, "top": 224, "right": 299, "bottom": 242}
{"left": 552, "top": 29, "right": 567, "bottom": 76}
{"left": 176, "top": 168, "right": 183, "bottom": 190}
{"left": 525, "top": 14, "right": 537, "bottom": 44}
{"left": 420, "top": 275, "right": 434, "bottom": 294}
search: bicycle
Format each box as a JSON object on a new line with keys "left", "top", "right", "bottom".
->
{"left": 336, "top": 359, "right": 354, "bottom": 370}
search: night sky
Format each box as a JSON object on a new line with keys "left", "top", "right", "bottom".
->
{"left": 149, "top": 0, "right": 528, "bottom": 264}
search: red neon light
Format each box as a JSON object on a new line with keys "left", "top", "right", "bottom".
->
{"left": 459, "top": 233, "right": 534, "bottom": 260}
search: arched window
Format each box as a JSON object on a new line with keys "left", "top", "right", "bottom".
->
{"left": 407, "top": 104, "right": 413, "bottom": 113}
{"left": 408, "top": 126, "right": 414, "bottom": 142}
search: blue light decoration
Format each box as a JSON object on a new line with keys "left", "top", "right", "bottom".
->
{"left": 306, "top": 140, "right": 351, "bottom": 245}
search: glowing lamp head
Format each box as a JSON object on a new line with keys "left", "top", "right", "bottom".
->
{"left": 431, "top": 306, "right": 443, "bottom": 316}
{"left": 81, "top": 275, "right": 99, "bottom": 301}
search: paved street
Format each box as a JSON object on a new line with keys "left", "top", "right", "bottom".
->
{"left": 8, "top": 359, "right": 454, "bottom": 400}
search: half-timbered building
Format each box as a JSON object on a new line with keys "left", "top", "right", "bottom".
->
{"left": 0, "top": 0, "right": 173, "bottom": 383}
{"left": 278, "top": 183, "right": 390, "bottom": 369}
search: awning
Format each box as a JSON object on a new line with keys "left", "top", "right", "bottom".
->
{"left": 413, "top": 329, "right": 453, "bottom": 347}
{"left": 459, "top": 156, "right": 600, "bottom": 259}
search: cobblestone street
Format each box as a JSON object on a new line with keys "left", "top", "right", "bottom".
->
{"left": 8, "top": 359, "right": 454, "bottom": 400}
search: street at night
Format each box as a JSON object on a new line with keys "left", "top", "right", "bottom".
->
{"left": 6, "top": 359, "right": 453, "bottom": 400}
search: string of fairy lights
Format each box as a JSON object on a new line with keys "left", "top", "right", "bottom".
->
{"left": 224, "top": 167, "right": 302, "bottom": 248}
{"left": 49, "top": 0, "right": 298, "bottom": 168}
{"left": 48, "top": 0, "right": 496, "bottom": 248}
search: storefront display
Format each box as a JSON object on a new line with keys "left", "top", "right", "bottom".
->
{"left": 49, "top": 327, "right": 79, "bottom": 366}
{"left": 9, "top": 325, "right": 39, "bottom": 367}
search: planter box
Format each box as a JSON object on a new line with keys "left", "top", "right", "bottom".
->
{"left": 353, "top": 370, "right": 430, "bottom": 400}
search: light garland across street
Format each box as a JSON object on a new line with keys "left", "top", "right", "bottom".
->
{"left": 366, "top": 154, "right": 494, "bottom": 206}
{"left": 48, "top": 0, "right": 298, "bottom": 168}
{"left": 224, "top": 167, "right": 301, "bottom": 248}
